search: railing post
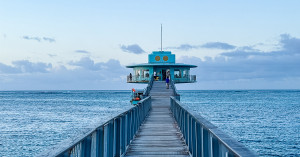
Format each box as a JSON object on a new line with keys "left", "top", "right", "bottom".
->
{"left": 104, "top": 121, "right": 114, "bottom": 157}
{"left": 114, "top": 118, "right": 121, "bottom": 157}
{"left": 212, "top": 136, "right": 220, "bottom": 157}
{"left": 192, "top": 118, "right": 196, "bottom": 157}
{"left": 110, "top": 121, "right": 115, "bottom": 157}
{"left": 132, "top": 108, "right": 136, "bottom": 139}
{"left": 80, "top": 136, "right": 91, "bottom": 157}
{"left": 120, "top": 115, "right": 126, "bottom": 155}
{"left": 195, "top": 123, "right": 202, "bottom": 157}
{"left": 104, "top": 124, "right": 109, "bottom": 156}
{"left": 203, "top": 128, "right": 210, "bottom": 157}
{"left": 185, "top": 111, "right": 189, "bottom": 146}
{"left": 125, "top": 113, "right": 128, "bottom": 149}
{"left": 126, "top": 110, "right": 131, "bottom": 145}
{"left": 209, "top": 133, "right": 213, "bottom": 157}
{"left": 188, "top": 115, "right": 192, "bottom": 153}
{"left": 96, "top": 127, "right": 104, "bottom": 157}
{"left": 182, "top": 110, "right": 185, "bottom": 139}
{"left": 130, "top": 109, "right": 134, "bottom": 142}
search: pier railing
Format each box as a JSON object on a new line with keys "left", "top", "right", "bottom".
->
{"left": 39, "top": 96, "right": 151, "bottom": 157}
{"left": 170, "top": 96, "right": 257, "bottom": 157}
{"left": 173, "top": 75, "right": 196, "bottom": 83}
{"left": 170, "top": 79, "right": 180, "bottom": 100}
{"left": 127, "top": 75, "right": 151, "bottom": 83}
{"left": 143, "top": 75, "right": 154, "bottom": 96}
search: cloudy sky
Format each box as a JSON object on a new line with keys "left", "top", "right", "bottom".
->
{"left": 1, "top": 1, "right": 300, "bottom": 90}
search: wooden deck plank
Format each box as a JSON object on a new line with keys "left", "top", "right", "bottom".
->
{"left": 124, "top": 81, "right": 190, "bottom": 157}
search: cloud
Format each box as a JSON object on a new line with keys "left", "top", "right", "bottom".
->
{"left": 69, "top": 57, "right": 98, "bottom": 70}
{"left": 0, "top": 63, "right": 21, "bottom": 74}
{"left": 69, "top": 57, "right": 127, "bottom": 75}
{"left": 0, "top": 60, "right": 52, "bottom": 74}
{"left": 3, "top": 34, "right": 299, "bottom": 90}
{"left": 23, "top": 36, "right": 41, "bottom": 42}
{"left": 165, "top": 44, "right": 199, "bottom": 51}
{"left": 165, "top": 42, "right": 236, "bottom": 51}
{"left": 279, "top": 34, "right": 300, "bottom": 53}
{"left": 43, "top": 37, "right": 55, "bottom": 43}
{"left": 120, "top": 44, "right": 145, "bottom": 54}
{"left": 75, "top": 50, "right": 90, "bottom": 54}
{"left": 48, "top": 54, "right": 57, "bottom": 57}
{"left": 0, "top": 57, "right": 136, "bottom": 90}
{"left": 201, "top": 42, "right": 236, "bottom": 50}
{"left": 23, "top": 36, "right": 55, "bottom": 43}
{"left": 176, "top": 34, "right": 300, "bottom": 89}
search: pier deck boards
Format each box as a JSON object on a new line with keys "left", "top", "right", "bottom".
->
{"left": 125, "top": 81, "right": 190, "bottom": 157}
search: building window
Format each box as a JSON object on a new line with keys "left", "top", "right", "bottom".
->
{"left": 135, "top": 69, "right": 140, "bottom": 77}
{"left": 174, "top": 69, "right": 181, "bottom": 78}
{"left": 143, "top": 69, "right": 149, "bottom": 78}
{"left": 183, "top": 70, "right": 188, "bottom": 78}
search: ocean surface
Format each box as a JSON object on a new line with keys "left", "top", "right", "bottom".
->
{"left": 0, "top": 90, "right": 299, "bottom": 156}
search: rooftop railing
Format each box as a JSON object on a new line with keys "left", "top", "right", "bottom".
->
{"left": 170, "top": 96, "right": 257, "bottom": 157}
{"left": 39, "top": 96, "right": 151, "bottom": 157}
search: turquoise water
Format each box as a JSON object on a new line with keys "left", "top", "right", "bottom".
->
{"left": 0, "top": 90, "right": 299, "bottom": 156}
{"left": 0, "top": 91, "right": 132, "bottom": 157}
{"left": 180, "top": 90, "right": 300, "bottom": 156}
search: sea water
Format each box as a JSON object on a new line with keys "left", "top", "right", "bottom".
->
{"left": 179, "top": 90, "right": 300, "bottom": 156}
{"left": 0, "top": 90, "right": 132, "bottom": 157}
{"left": 0, "top": 90, "right": 299, "bottom": 156}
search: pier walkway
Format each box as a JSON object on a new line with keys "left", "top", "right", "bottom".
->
{"left": 125, "top": 81, "right": 189, "bottom": 157}
{"left": 40, "top": 79, "right": 257, "bottom": 157}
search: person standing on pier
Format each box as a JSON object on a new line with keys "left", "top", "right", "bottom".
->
{"left": 166, "top": 77, "right": 170, "bottom": 89}
{"left": 129, "top": 73, "right": 132, "bottom": 81}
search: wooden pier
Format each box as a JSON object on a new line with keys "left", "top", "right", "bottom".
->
{"left": 125, "top": 81, "right": 189, "bottom": 157}
{"left": 40, "top": 78, "right": 257, "bottom": 157}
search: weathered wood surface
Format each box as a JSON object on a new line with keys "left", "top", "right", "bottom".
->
{"left": 125, "top": 81, "right": 190, "bottom": 157}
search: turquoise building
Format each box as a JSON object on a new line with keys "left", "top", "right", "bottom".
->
{"left": 126, "top": 51, "right": 197, "bottom": 83}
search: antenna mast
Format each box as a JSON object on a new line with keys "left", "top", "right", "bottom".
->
{"left": 161, "top": 24, "right": 162, "bottom": 52}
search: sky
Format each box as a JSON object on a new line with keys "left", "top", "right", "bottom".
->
{"left": 1, "top": 0, "right": 300, "bottom": 90}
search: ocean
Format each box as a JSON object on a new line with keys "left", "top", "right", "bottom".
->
{"left": 0, "top": 90, "right": 299, "bottom": 156}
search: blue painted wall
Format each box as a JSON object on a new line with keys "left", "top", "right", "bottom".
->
{"left": 148, "top": 51, "right": 175, "bottom": 63}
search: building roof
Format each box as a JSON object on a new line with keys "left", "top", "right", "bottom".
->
{"left": 126, "top": 63, "right": 197, "bottom": 68}
{"left": 126, "top": 51, "right": 197, "bottom": 68}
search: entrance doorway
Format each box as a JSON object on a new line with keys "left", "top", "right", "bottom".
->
{"left": 162, "top": 69, "right": 166, "bottom": 80}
